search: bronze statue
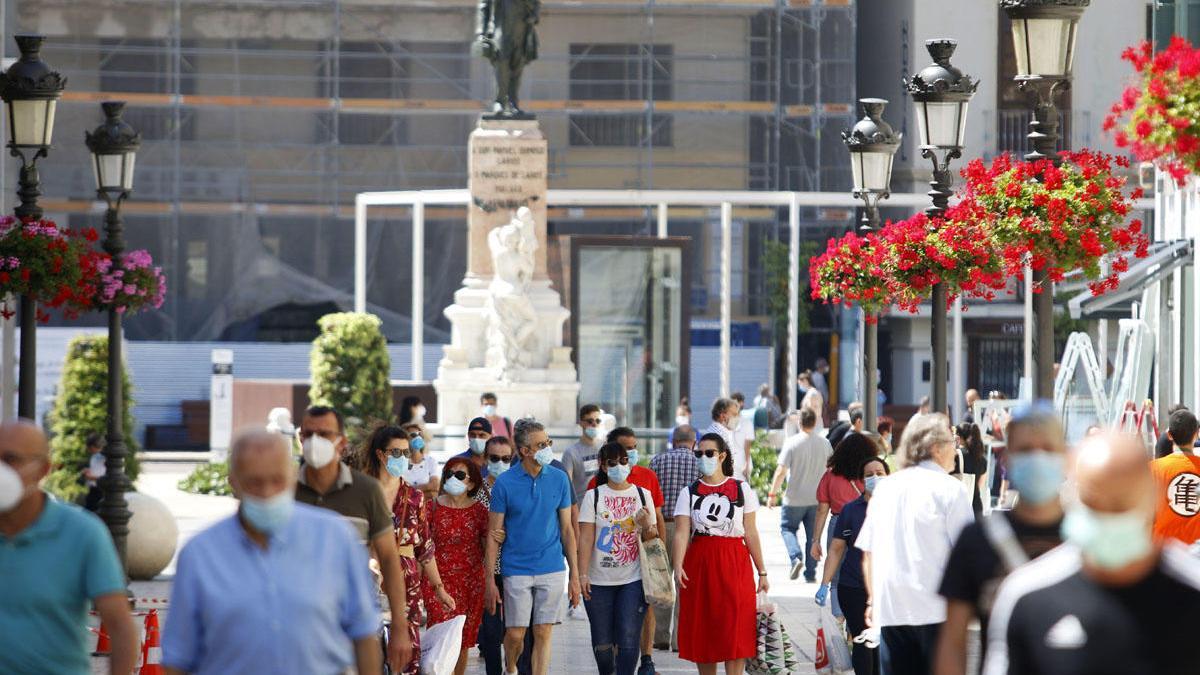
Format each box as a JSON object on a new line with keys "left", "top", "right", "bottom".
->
{"left": 474, "top": 0, "right": 540, "bottom": 119}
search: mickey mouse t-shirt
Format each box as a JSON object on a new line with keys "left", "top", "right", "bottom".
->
{"left": 579, "top": 483, "right": 653, "bottom": 585}
{"left": 674, "top": 477, "right": 759, "bottom": 538}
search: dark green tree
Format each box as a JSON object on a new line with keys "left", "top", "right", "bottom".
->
{"left": 309, "top": 312, "right": 393, "bottom": 439}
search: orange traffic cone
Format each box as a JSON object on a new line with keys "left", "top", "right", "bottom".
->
{"left": 92, "top": 618, "right": 111, "bottom": 656}
{"left": 140, "top": 609, "right": 163, "bottom": 675}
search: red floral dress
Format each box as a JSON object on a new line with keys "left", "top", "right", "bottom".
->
{"left": 392, "top": 482, "right": 433, "bottom": 675}
{"left": 424, "top": 499, "right": 489, "bottom": 648}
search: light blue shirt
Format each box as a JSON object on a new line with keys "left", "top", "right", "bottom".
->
{"left": 163, "top": 502, "right": 380, "bottom": 674}
{"left": 489, "top": 461, "right": 572, "bottom": 576}
{"left": 0, "top": 495, "right": 125, "bottom": 675}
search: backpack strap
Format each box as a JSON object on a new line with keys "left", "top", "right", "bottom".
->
{"left": 734, "top": 479, "right": 745, "bottom": 508}
{"left": 981, "top": 513, "right": 1029, "bottom": 573}
{"left": 636, "top": 485, "right": 647, "bottom": 508}
{"left": 504, "top": 417, "right": 514, "bottom": 438}
{"left": 593, "top": 486, "right": 600, "bottom": 513}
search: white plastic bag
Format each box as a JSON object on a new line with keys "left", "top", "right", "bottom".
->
{"left": 419, "top": 615, "right": 466, "bottom": 675}
{"left": 820, "top": 605, "right": 853, "bottom": 673}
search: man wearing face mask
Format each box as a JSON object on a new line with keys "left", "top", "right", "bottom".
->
{"left": 456, "top": 417, "right": 495, "bottom": 478}
{"left": 562, "top": 404, "right": 603, "bottom": 502}
{"left": 935, "top": 404, "right": 1068, "bottom": 675}
{"left": 1150, "top": 408, "right": 1200, "bottom": 544}
{"left": 481, "top": 392, "right": 513, "bottom": 440}
{"left": 0, "top": 420, "right": 138, "bottom": 675}
{"left": 292, "top": 405, "right": 413, "bottom": 672}
{"left": 163, "top": 430, "right": 382, "bottom": 674}
{"left": 704, "top": 398, "right": 750, "bottom": 480}
{"left": 982, "top": 433, "right": 1200, "bottom": 675}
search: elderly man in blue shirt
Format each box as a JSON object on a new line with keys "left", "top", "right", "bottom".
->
{"left": 163, "top": 429, "right": 382, "bottom": 675}
{"left": 0, "top": 420, "right": 139, "bottom": 675}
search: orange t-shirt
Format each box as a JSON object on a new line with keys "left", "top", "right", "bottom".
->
{"left": 1151, "top": 452, "right": 1200, "bottom": 544}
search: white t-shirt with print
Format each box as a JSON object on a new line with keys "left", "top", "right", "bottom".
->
{"left": 673, "top": 477, "right": 759, "bottom": 538}
{"left": 404, "top": 455, "right": 440, "bottom": 488}
{"left": 579, "top": 483, "right": 653, "bottom": 585}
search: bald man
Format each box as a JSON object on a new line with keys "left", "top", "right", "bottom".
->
{"left": 163, "top": 430, "right": 382, "bottom": 675}
{"left": 0, "top": 420, "right": 138, "bottom": 675}
{"left": 982, "top": 434, "right": 1200, "bottom": 675}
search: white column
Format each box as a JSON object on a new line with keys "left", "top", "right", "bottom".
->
{"left": 354, "top": 198, "right": 368, "bottom": 314}
{"left": 952, "top": 295, "right": 963, "bottom": 420}
{"left": 720, "top": 202, "right": 732, "bottom": 398}
{"left": 657, "top": 202, "right": 668, "bottom": 238}
{"left": 412, "top": 201, "right": 425, "bottom": 382}
{"left": 787, "top": 194, "right": 800, "bottom": 412}
{"left": 1023, "top": 261, "right": 1033, "bottom": 399}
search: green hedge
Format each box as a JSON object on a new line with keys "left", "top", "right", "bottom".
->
{"left": 44, "top": 335, "right": 139, "bottom": 502}
{"left": 309, "top": 312, "right": 393, "bottom": 441}
{"left": 749, "top": 430, "right": 778, "bottom": 504}
{"left": 178, "top": 461, "right": 231, "bottom": 496}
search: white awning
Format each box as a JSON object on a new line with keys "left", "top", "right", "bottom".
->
{"left": 1067, "top": 239, "right": 1194, "bottom": 320}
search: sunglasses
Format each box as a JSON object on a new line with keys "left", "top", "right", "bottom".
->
{"left": 488, "top": 454, "right": 513, "bottom": 464}
{"left": 603, "top": 457, "right": 629, "bottom": 468}
{"left": 448, "top": 470, "right": 469, "bottom": 481}
{"left": 407, "top": 431, "right": 422, "bottom": 439}
{"left": 386, "top": 447, "right": 411, "bottom": 458}
{"left": 693, "top": 449, "right": 720, "bottom": 458}
{"left": 581, "top": 418, "right": 602, "bottom": 426}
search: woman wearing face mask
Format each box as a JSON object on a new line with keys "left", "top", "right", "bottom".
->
{"left": 363, "top": 425, "right": 454, "bottom": 675}
{"left": 474, "top": 436, "right": 516, "bottom": 675}
{"left": 816, "top": 457, "right": 890, "bottom": 675}
{"left": 954, "top": 422, "right": 988, "bottom": 519}
{"left": 425, "top": 458, "right": 489, "bottom": 675}
{"left": 810, "top": 432, "right": 877, "bottom": 619}
{"left": 578, "top": 442, "right": 658, "bottom": 675}
{"left": 934, "top": 404, "right": 1066, "bottom": 675}
{"left": 400, "top": 423, "right": 440, "bottom": 502}
{"left": 672, "top": 433, "right": 768, "bottom": 675}
{"left": 398, "top": 395, "right": 427, "bottom": 426}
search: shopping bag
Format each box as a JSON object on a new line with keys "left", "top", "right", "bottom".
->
{"left": 821, "top": 606, "right": 853, "bottom": 672}
{"left": 638, "top": 536, "right": 676, "bottom": 608}
{"left": 419, "top": 615, "right": 466, "bottom": 675}
{"left": 747, "top": 594, "right": 802, "bottom": 675}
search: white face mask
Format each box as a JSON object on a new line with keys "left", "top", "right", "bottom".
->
{"left": 0, "top": 461, "right": 34, "bottom": 513}
{"left": 482, "top": 405, "right": 497, "bottom": 418}
{"left": 415, "top": 405, "right": 427, "bottom": 418}
{"left": 727, "top": 414, "right": 741, "bottom": 431}
{"left": 302, "top": 434, "right": 337, "bottom": 469}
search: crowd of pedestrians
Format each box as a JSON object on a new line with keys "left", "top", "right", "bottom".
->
{"left": 13, "top": 383, "right": 1200, "bottom": 675}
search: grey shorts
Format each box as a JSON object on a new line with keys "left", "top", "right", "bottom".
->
{"left": 502, "top": 571, "right": 565, "bottom": 628}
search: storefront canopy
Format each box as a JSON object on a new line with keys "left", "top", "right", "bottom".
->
{"left": 1066, "top": 239, "right": 1194, "bottom": 320}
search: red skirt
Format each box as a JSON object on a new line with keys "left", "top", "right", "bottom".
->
{"left": 677, "top": 535, "right": 757, "bottom": 663}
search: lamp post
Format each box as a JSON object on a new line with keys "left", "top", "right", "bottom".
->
{"left": 1001, "top": 0, "right": 1089, "bottom": 399}
{"left": 905, "top": 39, "right": 978, "bottom": 416}
{"left": 843, "top": 98, "right": 900, "bottom": 431}
{"left": 86, "top": 101, "right": 139, "bottom": 570}
{"left": 0, "top": 34, "right": 65, "bottom": 419}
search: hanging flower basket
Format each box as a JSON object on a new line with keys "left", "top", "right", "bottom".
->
{"left": 0, "top": 217, "right": 99, "bottom": 321}
{"left": 876, "top": 208, "right": 1008, "bottom": 313}
{"left": 87, "top": 249, "right": 167, "bottom": 315}
{"left": 809, "top": 230, "right": 891, "bottom": 317}
{"left": 957, "top": 150, "right": 1149, "bottom": 296}
{"left": 1105, "top": 38, "right": 1200, "bottom": 185}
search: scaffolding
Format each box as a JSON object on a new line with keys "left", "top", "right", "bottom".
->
{"left": 15, "top": 0, "right": 858, "bottom": 342}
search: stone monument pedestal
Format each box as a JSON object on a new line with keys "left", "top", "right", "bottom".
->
{"left": 434, "top": 118, "right": 580, "bottom": 435}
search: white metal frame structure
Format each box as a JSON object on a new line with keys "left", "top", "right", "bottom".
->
{"left": 355, "top": 188, "right": 943, "bottom": 413}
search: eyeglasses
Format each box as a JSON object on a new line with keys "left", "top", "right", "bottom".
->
{"left": 693, "top": 449, "right": 719, "bottom": 458}
{"left": 488, "top": 454, "right": 513, "bottom": 464}
{"left": 385, "top": 447, "right": 411, "bottom": 458}
{"left": 407, "top": 431, "right": 422, "bottom": 440}
{"left": 530, "top": 440, "right": 553, "bottom": 451}
{"left": 581, "top": 418, "right": 602, "bottom": 426}
{"left": 603, "top": 457, "right": 630, "bottom": 468}
{"left": 448, "top": 470, "right": 469, "bottom": 481}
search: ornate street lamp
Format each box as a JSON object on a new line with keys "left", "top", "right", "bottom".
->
{"left": 86, "top": 101, "right": 139, "bottom": 570}
{"left": 0, "top": 34, "right": 65, "bottom": 419}
{"left": 1002, "top": 0, "right": 1089, "bottom": 399}
{"left": 843, "top": 98, "right": 900, "bottom": 430}
{"left": 905, "top": 39, "right": 978, "bottom": 416}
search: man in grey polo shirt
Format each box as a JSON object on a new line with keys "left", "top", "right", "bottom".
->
{"left": 767, "top": 408, "right": 832, "bottom": 582}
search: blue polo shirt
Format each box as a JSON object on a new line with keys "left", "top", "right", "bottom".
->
{"left": 162, "top": 502, "right": 380, "bottom": 674}
{"left": 489, "top": 461, "right": 573, "bottom": 576}
{"left": 0, "top": 495, "right": 125, "bottom": 675}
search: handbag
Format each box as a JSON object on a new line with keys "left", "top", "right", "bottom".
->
{"left": 820, "top": 605, "right": 853, "bottom": 673}
{"left": 747, "top": 594, "right": 802, "bottom": 675}
{"left": 419, "top": 615, "right": 466, "bottom": 675}
{"left": 631, "top": 487, "right": 675, "bottom": 608}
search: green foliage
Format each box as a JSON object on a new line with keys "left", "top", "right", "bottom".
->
{"left": 44, "top": 335, "right": 139, "bottom": 502}
{"left": 178, "top": 461, "right": 231, "bottom": 496}
{"left": 749, "top": 430, "right": 778, "bottom": 504}
{"left": 309, "top": 312, "right": 393, "bottom": 439}
{"left": 763, "top": 238, "right": 815, "bottom": 341}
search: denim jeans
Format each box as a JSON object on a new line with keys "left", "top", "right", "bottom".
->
{"left": 480, "top": 575, "right": 534, "bottom": 675}
{"left": 826, "top": 513, "right": 843, "bottom": 618}
{"left": 780, "top": 504, "right": 818, "bottom": 579}
{"left": 584, "top": 580, "right": 647, "bottom": 675}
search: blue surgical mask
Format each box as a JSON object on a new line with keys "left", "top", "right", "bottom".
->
{"left": 584, "top": 427, "right": 599, "bottom": 440}
{"left": 534, "top": 447, "right": 554, "bottom": 467}
{"left": 444, "top": 476, "right": 468, "bottom": 496}
{"left": 482, "top": 404, "right": 497, "bottom": 417}
{"left": 241, "top": 491, "right": 295, "bottom": 536}
{"left": 411, "top": 436, "right": 426, "bottom": 452}
{"left": 696, "top": 455, "right": 718, "bottom": 477}
{"left": 626, "top": 449, "right": 639, "bottom": 466}
{"left": 1007, "top": 451, "right": 1065, "bottom": 505}
{"left": 864, "top": 475, "right": 882, "bottom": 493}
{"left": 387, "top": 456, "right": 410, "bottom": 478}
{"left": 469, "top": 437, "right": 487, "bottom": 455}
{"left": 488, "top": 459, "right": 510, "bottom": 477}
{"left": 1062, "top": 504, "right": 1153, "bottom": 570}
{"left": 607, "top": 464, "right": 631, "bottom": 484}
